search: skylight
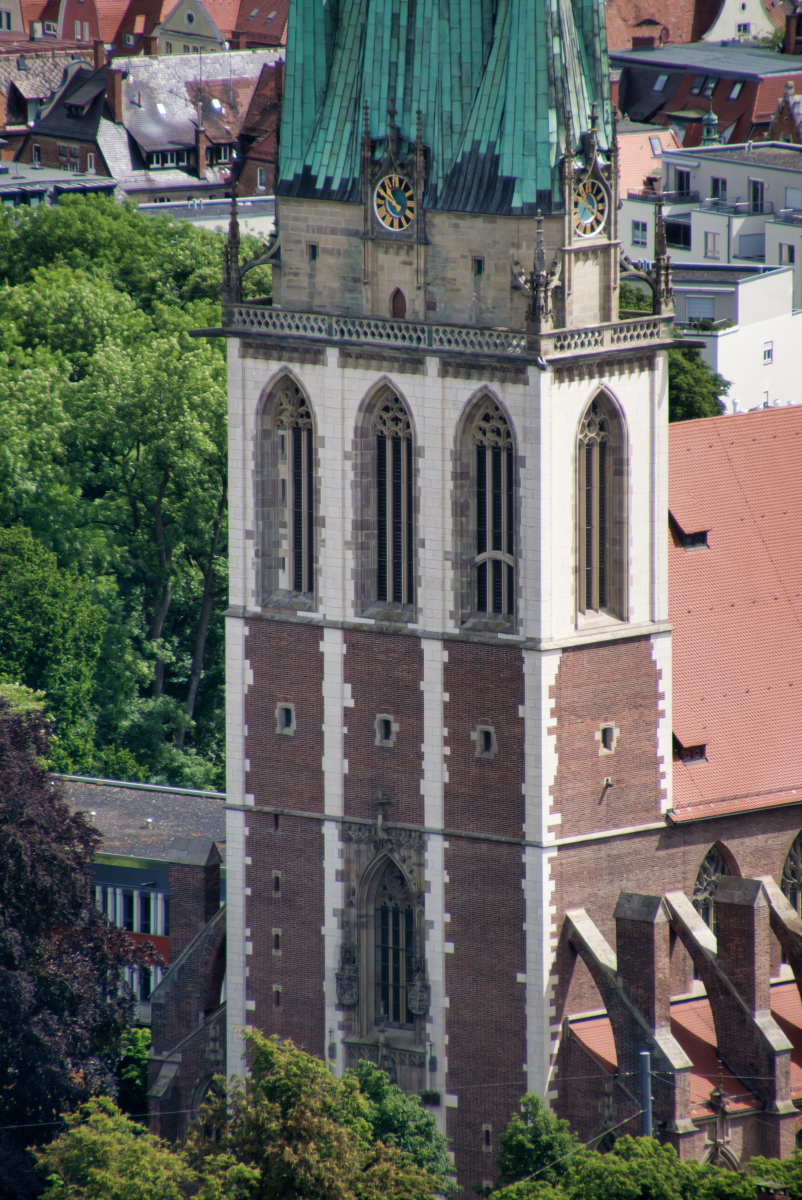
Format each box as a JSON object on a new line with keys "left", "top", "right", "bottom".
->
{"left": 156, "top": 102, "right": 167, "bottom": 116}
{"left": 211, "top": 97, "right": 222, "bottom": 110}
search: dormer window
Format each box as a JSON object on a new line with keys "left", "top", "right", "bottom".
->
{"left": 681, "top": 530, "right": 708, "bottom": 551}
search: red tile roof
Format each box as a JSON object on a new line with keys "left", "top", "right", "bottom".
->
{"left": 113, "top": 0, "right": 168, "bottom": 43}
{"left": 571, "top": 985, "right": 802, "bottom": 1114}
{"left": 198, "top": 0, "right": 239, "bottom": 37}
{"left": 96, "top": 0, "right": 129, "bottom": 40}
{"left": 669, "top": 408, "right": 802, "bottom": 819}
{"left": 617, "top": 126, "right": 680, "bottom": 194}
{"left": 233, "top": 0, "right": 287, "bottom": 44}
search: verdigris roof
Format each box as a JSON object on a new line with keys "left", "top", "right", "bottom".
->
{"left": 277, "top": 0, "right": 612, "bottom": 215}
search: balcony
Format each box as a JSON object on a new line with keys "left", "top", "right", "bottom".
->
{"left": 700, "top": 198, "right": 774, "bottom": 215}
{"left": 222, "top": 304, "right": 673, "bottom": 361}
{"left": 770, "top": 208, "right": 802, "bottom": 227}
{"left": 627, "top": 189, "right": 700, "bottom": 204}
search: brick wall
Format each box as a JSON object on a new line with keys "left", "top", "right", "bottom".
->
{"left": 168, "top": 860, "right": 220, "bottom": 960}
{"left": 550, "top": 637, "right": 664, "bottom": 841}
{"left": 343, "top": 629, "right": 424, "bottom": 824}
{"left": 16, "top": 134, "right": 108, "bottom": 175}
{"left": 245, "top": 619, "right": 325, "bottom": 812}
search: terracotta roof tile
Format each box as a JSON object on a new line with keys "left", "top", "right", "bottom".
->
{"left": 96, "top": 0, "right": 130, "bottom": 40}
{"left": 568, "top": 1015, "right": 617, "bottom": 1072}
{"left": 669, "top": 408, "right": 802, "bottom": 818}
{"left": 233, "top": 0, "right": 287, "bottom": 44}
{"left": 617, "top": 126, "right": 680, "bottom": 194}
{"left": 770, "top": 981, "right": 802, "bottom": 1098}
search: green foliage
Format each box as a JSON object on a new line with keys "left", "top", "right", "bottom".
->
{"left": 497, "top": 1094, "right": 579, "bottom": 1186}
{"left": 186, "top": 1032, "right": 445, "bottom": 1200}
{"left": 118, "top": 1028, "right": 151, "bottom": 1119}
{"left": 37, "top": 1098, "right": 195, "bottom": 1200}
{"left": 619, "top": 281, "right": 652, "bottom": 312}
{"left": 348, "top": 1059, "right": 454, "bottom": 1186}
{"left": 0, "top": 527, "right": 106, "bottom": 771}
{"left": 0, "top": 194, "right": 266, "bottom": 785}
{"left": 668, "top": 348, "right": 729, "bottom": 423}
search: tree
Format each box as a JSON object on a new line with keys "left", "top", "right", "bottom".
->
{"left": 668, "top": 349, "right": 728, "bottom": 423}
{"left": 619, "top": 281, "right": 652, "bottom": 312}
{"left": 36, "top": 1098, "right": 195, "bottom": 1200}
{"left": 347, "top": 1059, "right": 453, "bottom": 1187}
{"left": 0, "top": 527, "right": 106, "bottom": 772}
{"left": 497, "top": 1094, "right": 579, "bottom": 1186}
{"left": 186, "top": 1033, "right": 443, "bottom": 1200}
{"left": 118, "top": 1028, "right": 152, "bottom": 1119}
{"left": 0, "top": 697, "right": 154, "bottom": 1157}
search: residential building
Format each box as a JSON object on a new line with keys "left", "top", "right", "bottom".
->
{"left": 769, "top": 79, "right": 802, "bottom": 143}
{"left": 613, "top": 44, "right": 802, "bottom": 146}
{"left": 0, "top": 47, "right": 93, "bottom": 157}
{"left": 622, "top": 142, "right": 802, "bottom": 307}
{"left": 671, "top": 264, "right": 802, "bottom": 410}
{"left": 605, "top": 0, "right": 783, "bottom": 52}
{"left": 229, "top": 0, "right": 287, "bottom": 48}
{"left": 617, "top": 119, "right": 682, "bottom": 195}
{"left": 15, "top": 46, "right": 283, "bottom": 201}
{"left": 61, "top": 776, "right": 225, "bottom": 1028}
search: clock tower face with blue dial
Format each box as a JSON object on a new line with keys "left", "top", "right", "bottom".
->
{"left": 374, "top": 174, "right": 416, "bottom": 230}
{"left": 573, "top": 179, "right": 608, "bottom": 237}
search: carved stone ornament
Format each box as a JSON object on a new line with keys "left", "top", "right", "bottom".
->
{"left": 406, "top": 965, "right": 430, "bottom": 1016}
{"left": 336, "top": 943, "right": 359, "bottom": 1007}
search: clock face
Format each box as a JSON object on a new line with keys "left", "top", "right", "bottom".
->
{"left": 374, "top": 174, "right": 415, "bottom": 230}
{"left": 573, "top": 179, "right": 608, "bottom": 237}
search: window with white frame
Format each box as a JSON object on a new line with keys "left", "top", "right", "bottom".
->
{"left": 780, "top": 243, "right": 795, "bottom": 264}
{"left": 764, "top": 341, "right": 773, "bottom": 364}
{"left": 257, "top": 166, "right": 266, "bottom": 190}
{"left": 686, "top": 295, "right": 715, "bottom": 321}
{"left": 711, "top": 176, "right": 727, "bottom": 201}
{"left": 704, "top": 231, "right": 720, "bottom": 260}
{"left": 652, "top": 73, "right": 668, "bottom": 93}
{"left": 728, "top": 80, "right": 743, "bottom": 100}
{"left": 632, "top": 220, "right": 647, "bottom": 247}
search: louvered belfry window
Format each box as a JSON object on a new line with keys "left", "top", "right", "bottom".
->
{"left": 578, "top": 397, "right": 610, "bottom": 614}
{"left": 276, "top": 381, "right": 314, "bottom": 594}
{"left": 375, "top": 393, "right": 413, "bottom": 605}
{"left": 473, "top": 400, "right": 514, "bottom": 615}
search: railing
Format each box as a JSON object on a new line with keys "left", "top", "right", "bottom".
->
{"left": 627, "top": 189, "right": 700, "bottom": 204}
{"left": 224, "top": 303, "right": 671, "bottom": 360}
{"left": 770, "top": 208, "right": 802, "bottom": 227}
{"left": 700, "top": 198, "right": 774, "bottom": 215}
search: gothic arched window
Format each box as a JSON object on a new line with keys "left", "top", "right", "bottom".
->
{"left": 374, "top": 392, "right": 414, "bottom": 606}
{"left": 693, "top": 845, "right": 732, "bottom": 932}
{"left": 782, "top": 833, "right": 802, "bottom": 916}
{"left": 258, "top": 376, "right": 316, "bottom": 603}
{"left": 577, "top": 394, "right": 626, "bottom": 618}
{"left": 373, "top": 861, "right": 415, "bottom": 1029}
{"left": 473, "top": 399, "right": 514, "bottom": 616}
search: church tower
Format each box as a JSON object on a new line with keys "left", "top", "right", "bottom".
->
{"left": 222, "top": 0, "right": 675, "bottom": 1184}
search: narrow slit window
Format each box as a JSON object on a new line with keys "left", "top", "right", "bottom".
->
{"left": 374, "top": 862, "right": 414, "bottom": 1029}
{"left": 481, "top": 729, "right": 492, "bottom": 754}
{"left": 273, "top": 873, "right": 281, "bottom": 894}
{"left": 473, "top": 400, "right": 514, "bottom": 616}
{"left": 374, "top": 394, "right": 414, "bottom": 605}
{"left": 382, "top": 718, "right": 392, "bottom": 741}
{"left": 601, "top": 725, "right": 614, "bottom": 751}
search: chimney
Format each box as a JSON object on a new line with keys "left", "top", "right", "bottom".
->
{"left": 613, "top": 892, "right": 672, "bottom": 1034}
{"left": 785, "top": 10, "right": 799, "bottom": 54}
{"left": 230, "top": 30, "right": 247, "bottom": 48}
{"left": 106, "top": 67, "right": 123, "bottom": 123}
{"left": 93, "top": 39, "right": 106, "bottom": 71}
{"left": 29, "top": 19, "right": 42, "bottom": 39}
{"left": 714, "top": 877, "right": 771, "bottom": 1014}
{"left": 195, "top": 124, "right": 207, "bottom": 178}
{"left": 142, "top": 33, "right": 157, "bottom": 55}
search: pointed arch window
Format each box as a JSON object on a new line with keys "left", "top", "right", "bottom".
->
{"left": 577, "top": 394, "right": 626, "bottom": 618}
{"left": 276, "top": 381, "right": 314, "bottom": 594}
{"left": 693, "top": 845, "right": 731, "bottom": 933}
{"left": 473, "top": 400, "right": 514, "bottom": 615}
{"left": 374, "top": 393, "right": 414, "bottom": 606}
{"left": 782, "top": 833, "right": 802, "bottom": 916}
{"left": 373, "top": 861, "right": 415, "bottom": 1029}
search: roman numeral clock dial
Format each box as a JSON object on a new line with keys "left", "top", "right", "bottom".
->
{"left": 374, "top": 175, "right": 415, "bottom": 230}
{"left": 573, "top": 179, "right": 608, "bottom": 237}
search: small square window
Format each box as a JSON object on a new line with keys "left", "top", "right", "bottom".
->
{"left": 632, "top": 220, "right": 647, "bottom": 247}
{"left": 375, "top": 713, "right": 398, "bottom": 747}
{"left": 473, "top": 256, "right": 484, "bottom": 277}
{"left": 652, "top": 73, "right": 668, "bottom": 93}
{"left": 473, "top": 725, "right": 497, "bottom": 760}
{"left": 276, "top": 702, "right": 296, "bottom": 736}
{"left": 737, "top": 21, "right": 750, "bottom": 33}
{"left": 764, "top": 340, "right": 774, "bottom": 364}
{"left": 308, "top": 242, "right": 318, "bottom": 262}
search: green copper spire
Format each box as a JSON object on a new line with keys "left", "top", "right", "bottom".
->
{"left": 278, "top": 0, "right": 611, "bottom": 213}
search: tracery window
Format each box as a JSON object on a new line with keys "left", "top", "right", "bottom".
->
{"left": 373, "top": 861, "right": 415, "bottom": 1029}
{"left": 693, "top": 845, "right": 731, "bottom": 932}
{"left": 374, "top": 393, "right": 414, "bottom": 606}
{"left": 473, "top": 399, "right": 514, "bottom": 615}
{"left": 275, "top": 382, "right": 314, "bottom": 594}
{"left": 577, "top": 394, "right": 626, "bottom": 618}
{"left": 782, "top": 833, "right": 802, "bottom": 916}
